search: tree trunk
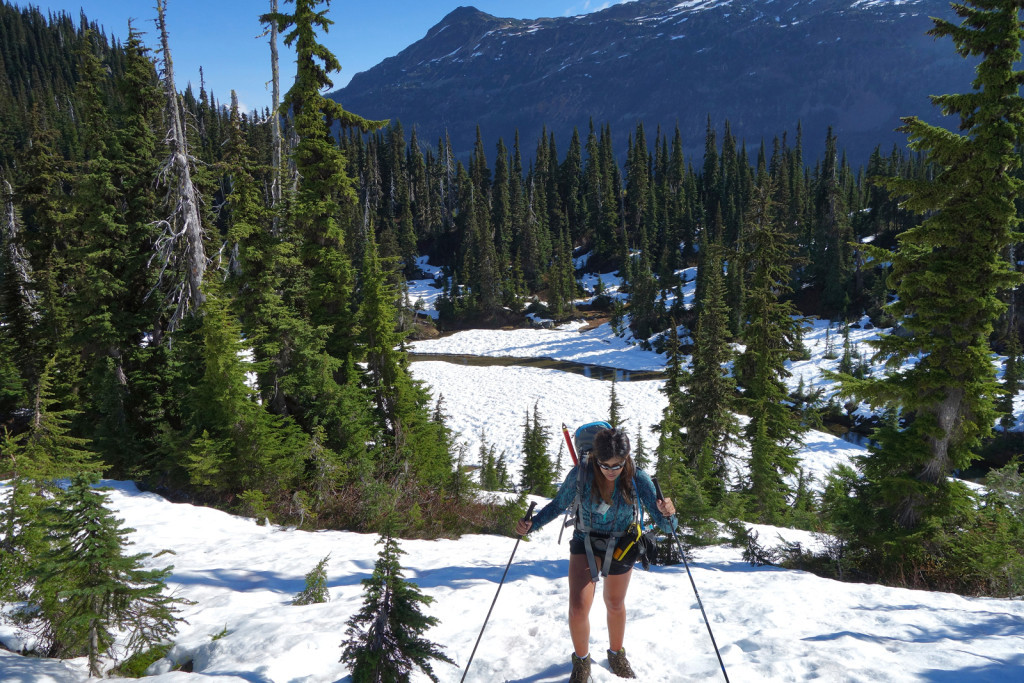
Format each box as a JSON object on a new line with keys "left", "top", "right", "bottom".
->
{"left": 89, "top": 614, "right": 100, "bottom": 677}
{"left": 269, "top": 0, "right": 282, "bottom": 216}
{"left": 2, "top": 179, "right": 38, "bottom": 316}
{"left": 897, "top": 386, "right": 965, "bottom": 529}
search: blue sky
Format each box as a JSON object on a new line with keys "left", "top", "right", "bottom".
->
{"left": 32, "top": 1, "right": 632, "bottom": 113}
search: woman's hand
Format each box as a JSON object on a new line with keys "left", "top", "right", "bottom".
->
{"left": 656, "top": 497, "right": 676, "bottom": 517}
{"left": 515, "top": 519, "right": 533, "bottom": 536}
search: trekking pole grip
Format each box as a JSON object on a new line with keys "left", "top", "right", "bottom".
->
{"left": 652, "top": 476, "right": 677, "bottom": 525}
{"left": 518, "top": 501, "right": 537, "bottom": 535}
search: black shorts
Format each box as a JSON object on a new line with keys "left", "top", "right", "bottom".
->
{"left": 570, "top": 535, "right": 638, "bottom": 576}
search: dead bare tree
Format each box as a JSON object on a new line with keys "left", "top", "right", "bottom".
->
{"left": 150, "top": 0, "right": 207, "bottom": 332}
{"left": 2, "top": 179, "right": 38, "bottom": 319}
{"left": 267, "top": 0, "right": 283, "bottom": 212}
{"left": 258, "top": 0, "right": 294, "bottom": 221}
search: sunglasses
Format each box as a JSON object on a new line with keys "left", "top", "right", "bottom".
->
{"left": 598, "top": 461, "right": 625, "bottom": 471}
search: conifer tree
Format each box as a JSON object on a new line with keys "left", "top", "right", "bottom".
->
{"left": 387, "top": 124, "right": 418, "bottom": 276}
{"left": 543, "top": 132, "right": 562, "bottom": 257}
{"left": 839, "top": 323, "right": 854, "bottom": 375}
{"left": 19, "top": 357, "right": 101, "bottom": 481}
{"left": 629, "top": 246, "right": 660, "bottom": 341}
{"left": 293, "top": 554, "right": 331, "bottom": 605}
{"left": 260, "top": 0, "right": 385, "bottom": 359}
{"left": 14, "top": 113, "right": 78, "bottom": 389}
{"left": 598, "top": 125, "right": 624, "bottom": 270}
{"left": 492, "top": 138, "right": 512, "bottom": 255}
{"left": 519, "top": 402, "right": 556, "bottom": 496}
{"left": 736, "top": 178, "right": 806, "bottom": 523}
{"left": 0, "top": 330, "right": 24, "bottom": 416}
{"left": 832, "top": 0, "right": 1024, "bottom": 554}
{"left": 608, "top": 376, "right": 624, "bottom": 429}
{"left": 0, "top": 355, "right": 101, "bottom": 609}
{"left": 654, "top": 325, "right": 690, "bottom": 493}
{"left": 340, "top": 529, "right": 452, "bottom": 682}
{"left": 582, "top": 122, "right": 604, "bottom": 262}
{"left": 548, "top": 227, "right": 576, "bottom": 318}
{"left": 680, "top": 238, "right": 739, "bottom": 501}
{"left": 1000, "top": 331, "right": 1023, "bottom": 432}
{"left": 520, "top": 172, "right": 547, "bottom": 292}
{"left": 495, "top": 450, "right": 512, "bottom": 491}
{"left": 91, "top": 23, "right": 167, "bottom": 478}
{"left": 65, "top": 29, "right": 159, "bottom": 474}
{"left": 813, "top": 128, "right": 852, "bottom": 318}
{"left": 357, "top": 225, "right": 452, "bottom": 488}
{"left": 562, "top": 127, "right": 585, "bottom": 244}
{"left": 625, "top": 123, "right": 651, "bottom": 238}
{"left": 408, "top": 127, "right": 430, "bottom": 244}
{"left": 180, "top": 295, "right": 307, "bottom": 502}
{"left": 25, "top": 474, "right": 182, "bottom": 674}
{"left": 257, "top": 0, "right": 389, "bottom": 496}
{"left": 633, "top": 427, "right": 650, "bottom": 470}
{"left": 477, "top": 428, "right": 501, "bottom": 491}
{"left": 702, "top": 118, "right": 720, "bottom": 211}
{"left": 465, "top": 186, "right": 500, "bottom": 314}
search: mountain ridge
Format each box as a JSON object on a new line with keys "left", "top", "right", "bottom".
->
{"left": 332, "top": 0, "right": 975, "bottom": 162}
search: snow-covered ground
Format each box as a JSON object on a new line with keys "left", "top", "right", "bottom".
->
{"left": 3, "top": 477, "right": 1023, "bottom": 682}
{"left": 4, "top": 262, "right": 1024, "bottom": 681}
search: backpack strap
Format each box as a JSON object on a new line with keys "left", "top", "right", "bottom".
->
{"left": 634, "top": 475, "right": 644, "bottom": 529}
{"left": 559, "top": 421, "right": 611, "bottom": 548}
{"left": 573, "top": 463, "right": 633, "bottom": 583}
{"left": 558, "top": 454, "right": 587, "bottom": 544}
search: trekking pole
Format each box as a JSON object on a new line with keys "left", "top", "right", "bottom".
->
{"left": 460, "top": 500, "right": 537, "bottom": 683}
{"left": 652, "top": 477, "right": 731, "bottom": 683}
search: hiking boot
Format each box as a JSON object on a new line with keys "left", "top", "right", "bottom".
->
{"left": 607, "top": 647, "right": 637, "bottom": 678}
{"left": 569, "top": 652, "right": 592, "bottom": 683}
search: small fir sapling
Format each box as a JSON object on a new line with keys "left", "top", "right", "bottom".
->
{"left": 22, "top": 474, "right": 184, "bottom": 676}
{"left": 340, "top": 530, "right": 452, "bottom": 682}
{"left": 293, "top": 554, "right": 331, "bottom": 605}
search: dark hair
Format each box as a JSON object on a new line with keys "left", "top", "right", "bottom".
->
{"left": 590, "top": 427, "right": 636, "bottom": 504}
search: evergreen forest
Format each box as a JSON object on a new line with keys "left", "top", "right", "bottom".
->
{"left": 2, "top": 0, "right": 1024, "bottom": 641}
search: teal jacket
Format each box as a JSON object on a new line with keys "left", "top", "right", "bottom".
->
{"left": 530, "top": 466, "right": 677, "bottom": 541}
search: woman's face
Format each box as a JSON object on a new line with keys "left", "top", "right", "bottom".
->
{"left": 597, "top": 457, "right": 626, "bottom": 481}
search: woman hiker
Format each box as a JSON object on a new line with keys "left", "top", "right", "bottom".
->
{"left": 515, "top": 426, "right": 677, "bottom": 681}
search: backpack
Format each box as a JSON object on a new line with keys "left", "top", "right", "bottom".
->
{"left": 572, "top": 421, "right": 610, "bottom": 459}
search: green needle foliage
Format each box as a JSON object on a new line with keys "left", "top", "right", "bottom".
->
{"left": 20, "top": 474, "right": 183, "bottom": 676}
{"left": 680, "top": 238, "right": 739, "bottom": 503}
{"left": 340, "top": 530, "right": 453, "bottom": 683}
{"left": 828, "top": 0, "right": 1024, "bottom": 587}
{"left": 293, "top": 554, "right": 331, "bottom": 605}
{"left": 519, "top": 401, "right": 557, "bottom": 497}
{"left": 737, "top": 177, "right": 807, "bottom": 524}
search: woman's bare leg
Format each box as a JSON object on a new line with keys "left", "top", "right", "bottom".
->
{"left": 568, "top": 554, "right": 597, "bottom": 657}
{"left": 603, "top": 568, "right": 633, "bottom": 652}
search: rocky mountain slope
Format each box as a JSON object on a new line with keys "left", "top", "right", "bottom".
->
{"left": 331, "top": 0, "right": 975, "bottom": 163}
